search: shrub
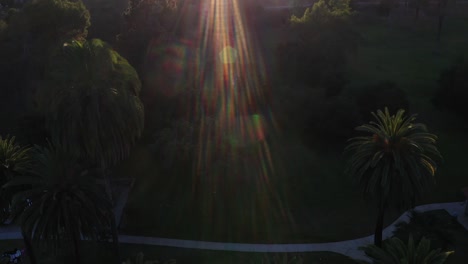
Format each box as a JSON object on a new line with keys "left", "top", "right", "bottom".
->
{"left": 362, "top": 235, "right": 453, "bottom": 264}
{"left": 393, "top": 210, "right": 458, "bottom": 250}
{"left": 433, "top": 57, "right": 468, "bottom": 121}
{"left": 355, "top": 81, "right": 410, "bottom": 121}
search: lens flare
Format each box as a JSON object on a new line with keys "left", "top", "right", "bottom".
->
{"left": 145, "top": 0, "right": 295, "bottom": 242}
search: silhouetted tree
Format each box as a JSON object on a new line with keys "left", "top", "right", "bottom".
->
{"left": 6, "top": 144, "right": 113, "bottom": 264}
{"left": 436, "top": 0, "right": 449, "bottom": 41}
{"left": 37, "top": 39, "right": 144, "bottom": 262}
{"left": 409, "top": 0, "right": 429, "bottom": 20}
{"left": 345, "top": 108, "right": 442, "bottom": 247}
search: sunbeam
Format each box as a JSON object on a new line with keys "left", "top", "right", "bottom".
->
{"left": 188, "top": 0, "right": 295, "bottom": 241}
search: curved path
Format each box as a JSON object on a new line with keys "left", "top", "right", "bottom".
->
{"left": 0, "top": 202, "right": 466, "bottom": 261}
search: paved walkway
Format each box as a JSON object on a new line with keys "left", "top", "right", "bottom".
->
{"left": 0, "top": 202, "right": 466, "bottom": 262}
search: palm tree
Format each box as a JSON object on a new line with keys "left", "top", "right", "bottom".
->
{"left": 6, "top": 144, "right": 113, "bottom": 264}
{"left": 345, "top": 108, "right": 442, "bottom": 247}
{"left": 361, "top": 235, "right": 453, "bottom": 264}
{"left": 37, "top": 39, "right": 144, "bottom": 261}
{"left": 0, "top": 135, "right": 31, "bottom": 223}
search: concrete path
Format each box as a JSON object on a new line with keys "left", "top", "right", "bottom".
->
{"left": 0, "top": 202, "right": 466, "bottom": 262}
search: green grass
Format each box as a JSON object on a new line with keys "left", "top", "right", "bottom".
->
{"left": 347, "top": 13, "right": 468, "bottom": 204}
{"left": 120, "top": 9, "right": 468, "bottom": 244}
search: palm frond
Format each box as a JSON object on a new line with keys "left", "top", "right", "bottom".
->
{"left": 11, "top": 144, "right": 113, "bottom": 255}
{"left": 361, "top": 235, "right": 454, "bottom": 264}
{"left": 0, "top": 135, "right": 32, "bottom": 178}
{"left": 345, "top": 107, "right": 442, "bottom": 208}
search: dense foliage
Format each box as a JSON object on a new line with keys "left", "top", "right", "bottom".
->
{"left": 23, "top": 0, "right": 90, "bottom": 41}
{"left": 38, "top": 39, "right": 144, "bottom": 167}
{"left": 0, "top": 0, "right": 91, "bottom": 106}
{"left": 278, "top": 0, "right": 358, "bottom": 95}
{"left": 0, "top": 136, "right": 31, "bottom": 222}
{"left": 117, "top": 0, "right": 181, "bottom": 72}
{"left": 6, "top": 144, "right": 113, "bottom": 263}
{"left": 393, "top": 210, "right": 458, "bottom": 251}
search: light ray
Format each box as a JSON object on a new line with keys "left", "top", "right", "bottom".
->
{"left": 180, "top": 0, "right": 296, "bottom": 241}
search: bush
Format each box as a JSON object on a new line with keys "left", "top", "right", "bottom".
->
{"left": 433, "top": 57, "right": 468, "bottom": 121}
{"left": 355, "top": 81, "right": 410, "bottom": 121}
{"left": 393, "top": 210, "right": 458, "bottom": 250}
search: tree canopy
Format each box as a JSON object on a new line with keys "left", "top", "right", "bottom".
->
{"left": 38, "top": 39, "right": 144, "bottom": 167}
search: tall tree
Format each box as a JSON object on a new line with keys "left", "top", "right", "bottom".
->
{"left": 345, "top": 108, "right": 442, "bottom": 247}
{"left": 0, "top": 0, "right": 91, "bottom": 113}
{"left": 38, "top": 39, "right": 144, "bottom": 168}
{"left": 409, "top": 0, "right": 429, "bottom": 20}
{"left": 36, "top": 39, "right": 144, "bottom": 262}
{"left": 436, "top": 0, "right": 449, "bottom": 41}
{"left": 6, "top": 144, "right": 113, "bottom": 264}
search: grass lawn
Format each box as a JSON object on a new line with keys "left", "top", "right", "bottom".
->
{"left": 119, "top": 7, "right": 468, "bottom": 244}
{"left": 0, "top": 240, "right": 360, "bottom": 264}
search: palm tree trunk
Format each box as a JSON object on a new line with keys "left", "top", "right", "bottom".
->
{"left": 72, "top": 233, "right": 80, "bottom": 264}
{"left": 101, "top": 161, "right": 121, "bottom": 264}
{"left": 437, "top": 15, "right": 444, "bottom": 41}
{"left": 437, "top": 0, "right": 448, "bottom": 42}
{"left": 111, "top": 210, "right": 121, "bottom": 264}
{"left": 21, "top": 229, "right": 37, "bottom": 264}
{"left": 374, "top": 197, "right": 387, "bottom": 247}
